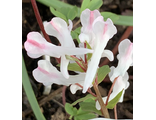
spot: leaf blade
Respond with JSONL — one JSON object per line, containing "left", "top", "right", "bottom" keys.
{"left": 106, "top": 89, "right": 124, "bottom": 109}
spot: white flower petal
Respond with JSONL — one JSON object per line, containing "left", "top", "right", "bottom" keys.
{"left": 60, "top": 55, "right": 70, "bottom": 79}
{"left": 33, "top": 60, "right": 86, "bottom": 86}
{"left": 68, "top": 19, "right": 73, "bottom": 31}
{"left": 101, "top": 49, "right": 114, "bottom": 61}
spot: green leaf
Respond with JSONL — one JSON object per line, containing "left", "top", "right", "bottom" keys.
{"left": 65, "top": 103, "right": 77, "bottom": 115}
{"left": 88, "top": 0, "right": 103, "bottom": 11}
{"left": 85, "top": 41, "right": 92, "bottom": 61}
{"left": 114, "top": 15, "right": 133, "bottom": 26}
{"left": 101, "top": 12, "right": 119, "bottom": 23}
{"left": 72, "top": 27, "right": 81, "bottom": 43}
{"left": 57, "top": 62, "right": 84, "bottom": 72}
{"left": 106, "top": 89, "right": 124, "bottom": 109}
{"left": 68, "top": 63, "right": 85, "bottom": 72}
{"left": 71, "top": 94, "right": 96, "bottom": 106}
{"left": 57, "top": 7, "right": 70, "bottom": 19}
{"left": 37, "top": 0, "right": 74, "bottom": 9}
{"left": 71, "top": 31, "right": 81, "bottom": 44}
{"left": 74, "top": 27, "right": 81, "bottom": 34}
{"left": 80, "top": 0, "right": 90, "bottom": 13}
{"left": 79, "top": 99, "right": 102, "bottom": 115}
{"left": 22, "top": 56, "right": 46, "bottom": 120}
{"left": 97, "top": 65, "right": 110, "bottom": 84}
{"left": 50, "top": 7, "right": 67, "bottom": 22}
{"left": 74, "top": 108, "right": 96, "bottom": 120}
{"left": 67, "top": 6, "right": 78, "bottom": 20}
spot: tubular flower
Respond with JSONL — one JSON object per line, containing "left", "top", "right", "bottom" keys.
{"left": 96, "top": 39, "right": 133, "bottom": 110}
{"left": 43, "top": 17, "right": 90, "bottom": 79}
{"left": 33, "top": 60, "right": 86, "bottom": 88}
{"left": 96, "top": 66, "right": 130, "bottom": 110}
{"left": 24, "top": 17, "right": 93, "bottom": 79}
{"left": 109, "top": 39, "right": 133, "bottom": 81}
{"left": 81, "top": 9, "right": 117, "bottom": 93}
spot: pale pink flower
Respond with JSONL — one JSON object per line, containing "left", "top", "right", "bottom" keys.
{"left": 109, "top": 39, "right": 133, "bottom": 81}
{"left": 96, "top": 39, "right": 132, "bottom": 110}
{"left": 96, "top": 67, "right": 130, "bottom": 110}
{"left": 24, "top": 17, "right": 93, "bottom": 79}
{"left": 81, "top": 9, "right": 117, "bottom": 93}
{"left": 33, "top": 60, "right": 86, "bottom": 88}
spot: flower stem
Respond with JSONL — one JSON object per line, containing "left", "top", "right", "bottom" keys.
{"left": 75, "top": 83, "right": 96, "bottom": 97}
{"left": 106, "top": 77, "right": 118, "bottom": 105}
{"left": 93, "top": 75, "right": 110, "bottom": 118}
{"left": 30, "top": 0, "right": 51, "bottom": 43}
{"left": 114, "top": 104, "right": 117, "bottom": 119}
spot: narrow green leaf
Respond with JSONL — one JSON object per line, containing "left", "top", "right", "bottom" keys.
{"left": 80, "top": 0, "right": 90, "bottom": 13}
{"left": 101, "top": 12, "right": 119, "bottom": 22}
{"left": 106, "top": 89, "right": 124, "bottom": 109}
{"left": 97, "top": 65, "right": 110, "bottom": 84}
{"left": 67, "top": 6, "right": 78, "bottom": 20}
{"left": 114, "top": 15, "right": 133, "bottom": 26}
{"left": 79, "top": 99, "right": 102, "bottom": 115}
{"left": 37, "top": 0, "right": 74, "bottom": 9}
{"left": 88, "top": 0, "right": 103, "bottom": 11}
{"left": 22, "top": 56, "right": 46, "bottom": 120}
{"left": 50, "top": 7, "right": 67, "bottom": 22}
{"left": 65, "top": 103, "right": 77, "bottom": 115}
{"left": 71, "top": 94, "right": 96, "bottom": 106}
{"left": 71, "top": 31, "right": 81, "bottom": 44}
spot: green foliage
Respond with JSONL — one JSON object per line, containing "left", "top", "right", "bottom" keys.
{"left": 71, "top": 27, "right": 81, "bottom": 44}
{"left": 97, "top": 65, "right": 110, "bottom": 84}
{"left": 50, "top": 7, "right": 67, "bottom": 22}
{"left": 22, "top": 56, "right": 46, "bottom": 120}
{"left": 101, "top": 12, "right": 119, "bottom": 22}
{"left": 68, "top": 63, "right": 85, "bottom": 72}
{"left": 50, "top": 6, "right": 78, "bottom": 22}
{"left": 65, "top": 95, "right": 100, "bottom": 120}
{"left": 85, "top": 41, "right": 92, "bottom": 61}
{"left": 80, "top": 0, "right": 103, "bottom": 13}
{"left": 106, "top": 89, "right": 124, "bottom": 109}
{"left": 79, "top": 99, "right": 102, "bottom": 115}
{"left": 71, "top": 94, "right": 96, "bottom": 106}
{"left": 101, "top": 12, "right": 133, "bottom": 26}
{"left": 37, "top": 0, "right": 133, "bottom": 26}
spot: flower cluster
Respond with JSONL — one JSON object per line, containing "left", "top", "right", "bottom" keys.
{"left": 24, "top": 8, "right": 133, "bottom": 111}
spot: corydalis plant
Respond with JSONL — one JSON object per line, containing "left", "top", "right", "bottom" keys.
{"left": 24, "top": 8, "right": 133, "bottom": 119}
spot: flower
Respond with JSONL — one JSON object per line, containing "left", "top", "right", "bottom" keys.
{"left": 96, "top": 67, "right": 130, "bottom": 110}
{"left": 24, "top": 17, "right": 93, "bottom": 79}
{"left": 80, "top": 9, "right": 117, "bottom": 93}
{"left": 43, "top": 17, "right": 95, "bottom": 79}
{"left": 109, "top": 39, "right": 133, "bottom": 81}
{"left": 33, "top": 60, "right": 86, "bottom": 87}
{"left": 96, "top": 39, "right": 132, "bottom": 110}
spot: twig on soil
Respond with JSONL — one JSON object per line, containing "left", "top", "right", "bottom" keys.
{"left": 23, "top": 87, "right": 63, "bottom": 116}
{"left": 62, "top": 86, "right": 67, "bottom": 105}
{"left": 51, "top": 98, "right": 64, "bottom": 108}
{"left": 99, "top": 26, "right": 133, "bottom": 67}
{"left": 73, "top": 19, "right": 80, "bottom": 30}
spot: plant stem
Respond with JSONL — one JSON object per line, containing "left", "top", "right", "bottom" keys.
{"left": 30, "top": 0, "right": 51, "bottom": 43}
{"left": 114, "top": 104, "right": 117, "bottom": 119}
{"left": 106, "top": 77, "right": 118, "bottom": 105}
{"left": 93, "top": 75, "right": 110, "bottom": 118}
{"left": 75, "top": 83, "right": 96, "bottom": 97}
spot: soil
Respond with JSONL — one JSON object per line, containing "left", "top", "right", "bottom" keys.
{"left": 22, "top": 0, "right": 133, "bottom": 120}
